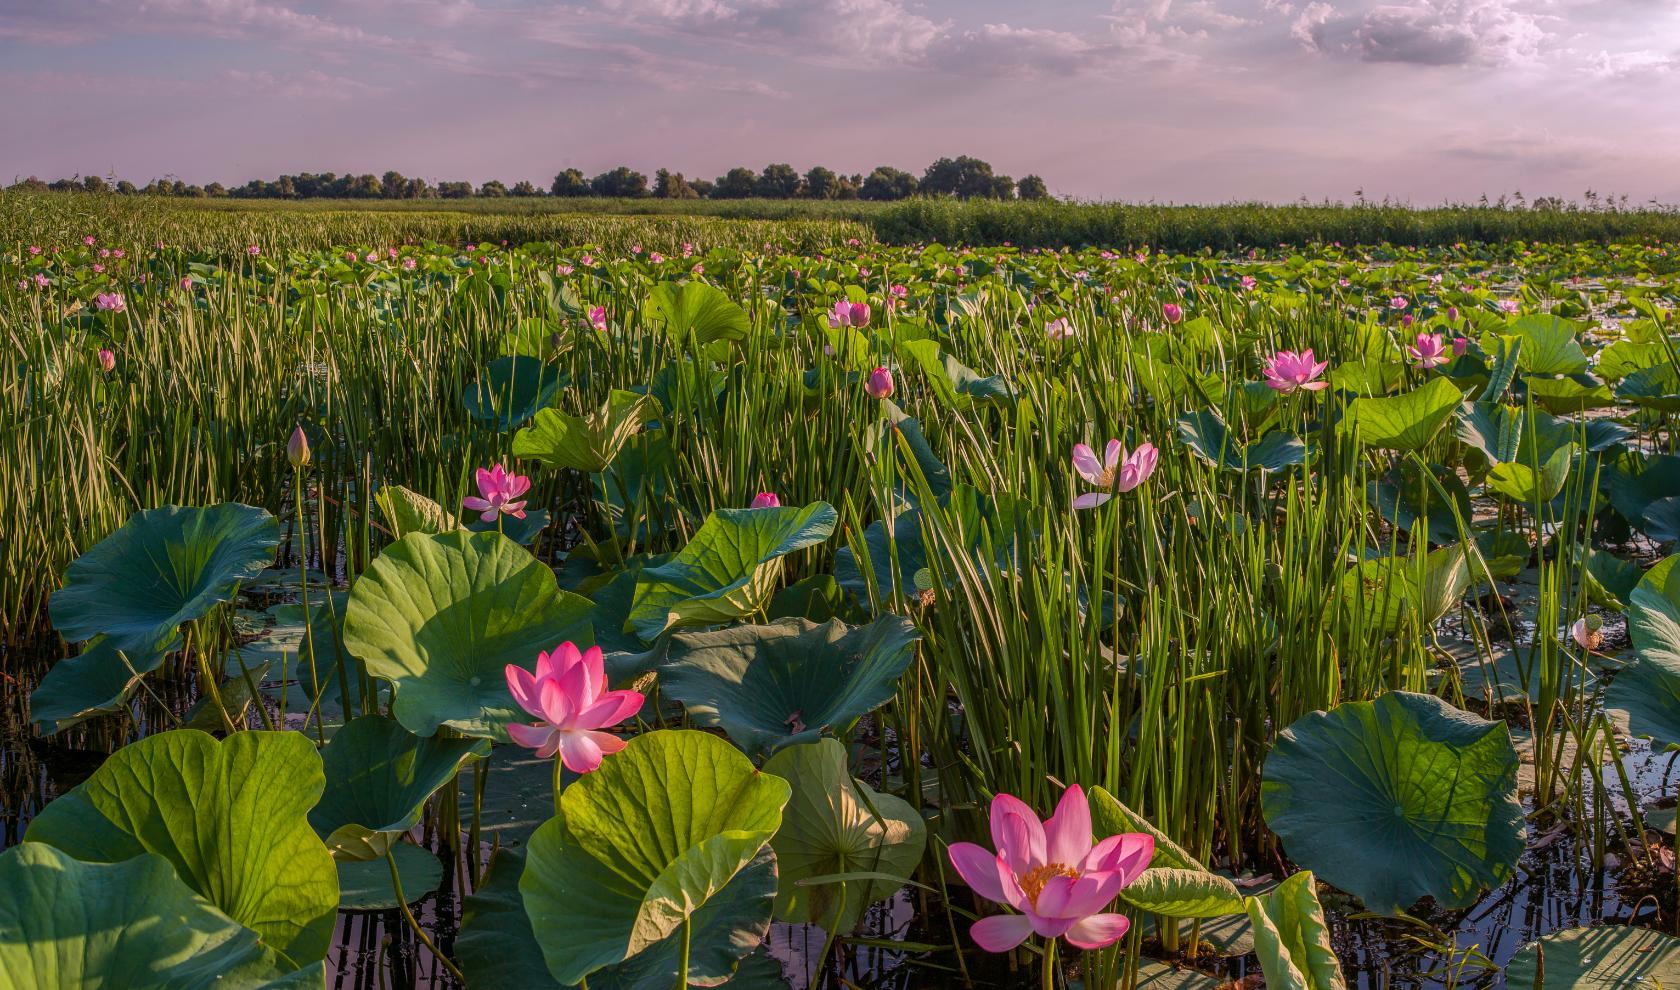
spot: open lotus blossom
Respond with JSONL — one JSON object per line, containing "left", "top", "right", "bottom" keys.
{"left": 1046, "top": 318, "right": 1075, "bottom": 340}
{"left": 866, "top": 366, "right": 895, "bottom": 399}
{"left": 750, "top": 491, "right": 781, "bottom": 508}
{"left": 246, "top": 245, "right": 260, "bottom": 256}
{"left": 828, "top": 299, "right": 871, "bottom": 329}
{"left": 1162, "top": 302, "right": 1183, "bottom": 324}
{"left": 1407, "top": 332, "right": 1450, "bottom": 368}
{"left": 94, "top": 292, "right": 125, "bottom": 313}
{"left": 1498, "top": 298, "right": 1520, "bottom": 314}
{"left": 463, "top": 464, "right": 530, "bottom": 522}
{"left": 555, "top": 264, "right": 573, "bottom": 276}
{"left": 402, "top": 257, "right": 417, "bottom": 271}
{"left": 948, "top": 786, "right": 1154, "bottom": 952}
{"left": 1239, "top": 275, "right": 1257, "bottom": 290}
{"left": 505, "top": 643, "right": 645, "bottom": 773}
{"left": 1262, "top": 349, "right": 1330, "bottom": 393}
{"left": 1389, "top": 295, "right": 1408, "bottom": 310}
{"left": 1571, "top": 616, "right": 1603, "bottom": 651}
{"left": 97, "top": 349, "right": 115, "bottom": 373}
{"left": 588, "top": 306, "right": 608, "bottom": 333}
{"left": 1072, "top": 440, "right": 1159, "bottom": 509}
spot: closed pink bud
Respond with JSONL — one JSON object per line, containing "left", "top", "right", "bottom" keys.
{"left": 750, "top": 492, "right": 781, "bottom": 509}
{"left": 866, "top": 366, "right": 895, "bottom": 399}
{"left": 287, "top": 426, "right": 311, "bottom": 468}
{"left": 97, "top": 349, "right": 115, "bottom": 373}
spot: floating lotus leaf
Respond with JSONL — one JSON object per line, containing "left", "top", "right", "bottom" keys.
{"left": 628, "top": 503, "right": 837, "bottom": 641}
{"left": 463, "top": 354, "right": 564, "bottom": 429}
{"left": 1616, "top": 363, "right": 1680, "bottom": 412}
{"left": 1604, "top": 556, "right": 1680, "bottom": 750}
{"left": 29, "top": 631, "right": 178, "bottom": 733}
{"left": 309, "top": 713, "right": 490, "bottom": 859}
{"left": 1345, "top": 377, "right": 1462, "bottom": 451}
{"left": 25, "top": 729, "right": 339, "bottom": 964}
{"left": 520, "top": 730, "right": 789, "bottom": 986}
{"left": 343, "top": 530, "right": 594, "bottom": 739}
{"left": 645, "top": 280, "right": 753, "bottom": 345}
{"left": 1505, "top": 925, "right": 1680, "bottom": 988}
{"left": 49, "top": 502, "right": 280, "bottom": 653}
{"left": 512, "top": 390, "right": 657, "bottom": 473}
{"left": 460, "top": 846, "right": 778, "bottom": 989}
{"left": 0, "top": 844, "right": 323, "bottom": 990}
{"left": 336, "top": 842, "right": 443, "bottom": 912}
{"left": 833, "top": 509, "right": 929, "bottom": 607}
{"left": 1245, "top": 871, "right": 1345, "bottom": 990}
{"left": 760, "top": 739, "right": 925, "bottom": 932}
{"left": 1486, "top": 443, "right": 1575, "bottom": 504}
{"left": 1367, "top": 461, "right": 1471, "bottom": 546}
{"left": 663, "top": 616, "right": 918, "bottom": 756}
{"left": 1261, "top": 692, "right": 1523, "bottom": 914}
{"left": 1088, "top": 787, "right": 1244, "bottom": 919}
{"left": 1511, "top": 314, "right": 1590, "bottom": 376}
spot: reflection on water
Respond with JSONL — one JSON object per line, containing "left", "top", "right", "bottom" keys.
{"left": 1, "top": 625, "right": 1667, "bottom": 990}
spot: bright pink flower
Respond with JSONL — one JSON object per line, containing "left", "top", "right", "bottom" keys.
{"left": 588, "top": 306, "right": 608, "bottom": 333}
{"left": 97, "top": 348, "right": 115, "bottom": 373}
{"left": 505, "top": 643, "right": 645, "bottom": 774}
{"left": 463, "top": 464, "right": 531, "bottom": 522}
{"left": 1239, "top": 275, "right": 1257, "bottom": 290}
{"left": 388, "top": 247, "right": 399, "bottom": 259}
{"left": 828, "top": 299, "right": 871, "bottom": 329}
{"left": 948, "top": 786, "right": 1153, "bottom": 952}
{"left": 1407, "top": 332, "right": 1450, "bottom": 369}
{"left": 83, "top": 236, "right": 96, "bottom": 247}
{"left": 682, "top": 242, "right": 695, "bottom": 257}
{"left": 27, "top": 245, "right": 40, "bottom": 256}
{"left": 1452, "top": 337, "right": 1469, "bottom": 357}
{"left": 890, "top": 284, "right": 908, "bottom": 299}
{"left": 91, "top": 264, "right": 104, "bottom": 274}
{"left": 1389, "top": 295, "right": 1408, "bottom": 310}
{"left": 94, "top": 292, "right": 125, "bottom": 313}
{"left": 346, "top": 251, "right": 359, "bottom": 262}
{"left": 865, "top": 366, "right": 895, "bottom": 399}
{"left": 1262, "top": 349, "right": 1330, "bottom": 393}
{"left": 246, "top": 245, "right": 260, "bottom": 256}
{"left": 750, "top": 492, "right": 781, "bottom": 509}
{"left": 691, "top": 263, "right": 704, "bottom": 275}
{"left": 179, "top": 277, "right": 193, "bottom": 290}
{"left": 631, "top": 244, "right": 642, "bottom": 254}
{"left": 1162, "top": 302, "right": 1183, "bottom": 324}
{"left": 580, "top": 253, "right": 594, "bottom": 266}
{"left": 32, "top": 273, "right": 48, "bottom": 288}
{"left": 648, "top": 252, "right": 664, "bottom": 264}
{"left": 1072, "top": 440, "right": 1158, "bottom": 509}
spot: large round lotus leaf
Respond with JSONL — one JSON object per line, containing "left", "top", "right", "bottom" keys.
{"left": 49, "top": 502, "right": 280, "bottom": 653}
{"left": 1345, "top": 377, "right": 1463, "bottom": 452}
{"left": 662, "top": 616, "right": 918, "bottom": 757}
{"left": 1604, "top": 555, "right": 1680, "bottom": 750}
{"left": 759, "top": 739, "right": 924, "bottom": 933}
{"left": 1507, "top": 926, "right": 1680, "bottom": 988}
{"left": 627, "top": 503, "right": 838, "bottom": 641}
{"left": 342, "top": 530, "right": 595, "bottom": 739}
{"left": 645, "top": 281, "right": 752, "bottom": 346}
{"left": 309, "top": 713, "right": 490, "bottom": 859}
{"left": 1335, "top": 546, "right": 1469, "bottom": 637}
{"left": 461, "top": 846, "right": 777, "bottom": 989}
{"left": 833, "top": 511, "right": 928, "bottom": 607}
{"left": 336, "top": 842, "right": 443, "bottom": 912}
{"left": 1260, "top": 691, "right": 1523, "bottom": 915}
{"left": 463, "top": 355, "right": 564, "bottom": 429}
{"left": 25, "top": 728, "right": 339, "bottom": 965}
{"left": 520, "top": 730, "right": 790, "bottom": 986}
{"left": 29, "top": 630, "right": 179, "bottom": 734}
{"left": 0, "top": 844, "right": 322, "bottom": 990}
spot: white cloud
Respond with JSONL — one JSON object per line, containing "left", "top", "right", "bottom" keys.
{"left": 1292, "top": 0, "right": 1546, "bottom": 65}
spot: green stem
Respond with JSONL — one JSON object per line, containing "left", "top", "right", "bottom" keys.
{"left": 295, "top": 466, "right": 325, "bottom": 745}
{"left": 386, "top": 849, "right": 465, "bottom": 983}
{"left": 553, "top": 755, "right": 564, "bottom": 818}
{"left": 1042, "top": 937, "right": 1058, "bottom": 990}
{"left": 675, "top": 915, "right": 692, "bottom": 990}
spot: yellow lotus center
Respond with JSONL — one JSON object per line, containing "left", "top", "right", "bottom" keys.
{"left": 1018, "top": 863, "right": 1080, "bottom": 906}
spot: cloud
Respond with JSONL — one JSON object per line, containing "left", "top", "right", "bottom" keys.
{"left": 1291, "top": 0, "right": 1547, "bottom": 65}
{"left": 1587, "top": 48, "right": 1678, "bottom": 77}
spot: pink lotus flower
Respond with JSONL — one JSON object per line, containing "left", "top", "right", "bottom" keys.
{"left": 179, "top": 277, "right": 193, "bottom": 290}
{"left": 1239, "top": 275, "right": 1257, "bottom": 291}
{"left": 1571, "top": 617, "right": 1602, "bottom": 651}
{"left": 402, "top": 257, "right": 417, "bottom": 271}
{"left": 1262, "top": 349, "right": 1330, "bottom": 393}
{"left": 83, "top": 236, "right": 96, "bottom": 247}
{"left": 1498, "top": 299, "right": 1520, "bottom": 314}
{"left": 890, "top": 284, "right": 908, "bottom": 299}
{"left": 1072, "top": 440, "right": 1158, "bottom": 509}
{"left": 97, "top": 348, "right": 115, "bottom": 373}
{"left": 648, "top": 252, "right": 664, "bottom": 264}
{"left": 556, "top": 264, "right": 574, "bottom": 276}
{"left": 246, "top": 245, "right": 260, "bottom": 256}
{"left": 682, "top": 242, "right": 695, "bottom": 257}
{"left": 1389, "top": 295, "right": 1408, "bottom": 310}
{"left": 580, "top": 253, "right": 594, "bottom": 266}
{"left": 750, "top": 492, "right": 781, "bottom": 509}
{"left": 828, "top": 299, "right": 871, "bottom": 329}
{"left": 366, "top": 251, "right": 379, "bottom": 263}
{"left": 1447, "top": 306, "right": 1460, "bottom": 321}
{"left": 463, "top": 464, "right": 531, "bottom": 522}
{"left": 94, "top": 292, "right": 125, "bottom": 313}
{"left": 28, "top": 245, "right": 40, "bottom": 256}
{"left": 345, "top": 251, "right": 358, "bottom": 262}
{"left": 287, "top": 426, "right": 311, "bottom": 468}
{"left": 588, "top": 306, "right": 608, "bottom": 333}
{"left": 1407, "top": 332, "right": 1450, "bottom": 368}
{"left": 1452, "top": 337, "right": 1469, "bottom": 357}
{"left": 505, "top": 643, "right": 645, "bottom": 773}
{"left": 1162, "top": 302, "right": 1183, "bottom": 324}
{"left": 948, "top": 786, "right": 1153, "bottom": 952}
{"left": 1046, "top": 318, "right": 1075, "bottom": 340}
{"left": 32, "top": 273, "right": 48, "bottom": 288}
{"left": 91, "top": 264, "right": 104, "bottom": 274}
{"left": 866, "top": 366, "right": 895, "bottom": 399}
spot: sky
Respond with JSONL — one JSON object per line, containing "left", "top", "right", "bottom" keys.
{"left": 1, "top": 0, "right": 1678, "bottom": 204}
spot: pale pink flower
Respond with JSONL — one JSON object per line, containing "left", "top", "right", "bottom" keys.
{"left": 246, "top": 245, "right": 260, "bottom": 256}
{"left": 1452, "top": 337, "right": 1469, "bottom": 357}
{"left": 750, "top": 492, "right": 781, "bottom": 509}
{"left": 83, "top": 236, "right": 96, "bottom": 247}
{"left": 828, "top": 299, "right": 871, "bottom": 329}
{"left": 94, "top": 292, "right": 125, "bottom": 313}
{"left": 1262, "top": 349, "right": 1330, "bottom": 393}
{"left": 948, "top": 786, "right": 1153, "bottom": 952}
{"left": 1046, "top": 318, "right": 1075, "bottom": 341}
{"left": 648, "top": 252, "right": 664, "bottom": 264}
{"left": 91, "top": 264, "right": 104, "bottom": 274}
{"left": 505, "top": 643, "right": 644, "bottom": 773}
{"left": 388, "top": 247, "right": 399, "bottom": 259}
{"left": 1389, "top": 295, "right": 1408, "bottom": 310}
{"left": 691, "top": 263, "right": 704, "bottom": 274}
{"left": 1407, "top": 332, "right": 1450, "bottom": 368}
{"left": 32, "top": 273, "right": 48, "bottom": 288}
{"left": 179, "top": 277, "right": 193, "bottom": 290}
{"left": 866, "top": 366, "right": 895, "bottom": 399}
{"left": 1162, "top": 303, "right": 1183, "bottom": 324}
{"left": 556, "top": 264, "right": 574, "bottom": 276}
{"left": 28, "top": 245, "right": 40, "bottom": 256}
{"left": 366, "top": 251, "right": 379, "bottom": 263}
{"left": 402, "top": 257, "right": 417, "bottom": 271}
{"left": 580, "top": 253, "right": 594, "bottom": 266}
{"left": 631, "top": 244, "right": 642, "bottom": 254}
{"left": 1571, "top": 617, "right": 1602, "bottom": 651}
{"left": 890, "top": 284, "right": 908, "bottom": 299}
{"left": 1072, "top": 441, "right": 1159, "bottom": 509}
{"left": 682, "top": 242, "right": 695, "bottom": 257}
{"left": 588, "top": 306, "right": 608, "bottom": 333}
{"left": 97, "top": 348, "right": 115, "bottom": 373}
{"left": 463, "top": 464, "right": 531, "bottom": 522}
{"left": 287, "top": 426, "right": 311, "bottom": 468}
{"left": 99, "top": 248, "right": 110, "bottom": 258}
{"left": 1498, "top": 299, "right": 1520, "bottom": 314}
{"left": 1240, "top": 275, "right": 1257, "bottom": 291}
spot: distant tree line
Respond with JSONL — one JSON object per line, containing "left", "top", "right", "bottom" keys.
{"left": 6, "top": 157, "right": 1050, "bottom": 202}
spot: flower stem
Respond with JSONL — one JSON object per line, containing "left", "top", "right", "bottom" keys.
{"left": 386, "top": 849, "right": 465, "bottom": 983}
{"left": 675, "top": 915, "right": 692, "bottom": 990}
{"left": 553, "top": 755, "right": 564, "bottom": 818}
{"left": 1042, "top": 937, "right": 1058, "bottom": 990}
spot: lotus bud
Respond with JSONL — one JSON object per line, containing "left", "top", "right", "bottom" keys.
{"left": 750, "top": 492, "right": 781, "bottom": 509}
{"left": 1162, "top": 302, "right": 1183, "bottom": 324}
{"left": 1452, "top": 337, "right": 1469, "bottom": 357}
{"left": 97, "top": 348, "right": 115, "bottom": 373}
{"left": 866, "top": 366, "right": 895, "bottom": 400}
{"left": 287, "top": 426, "right": 311, "bottom": 469}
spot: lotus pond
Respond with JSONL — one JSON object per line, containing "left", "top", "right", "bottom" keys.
{"left": 4, "top": 228, "right": 1680, "bottom": 989}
